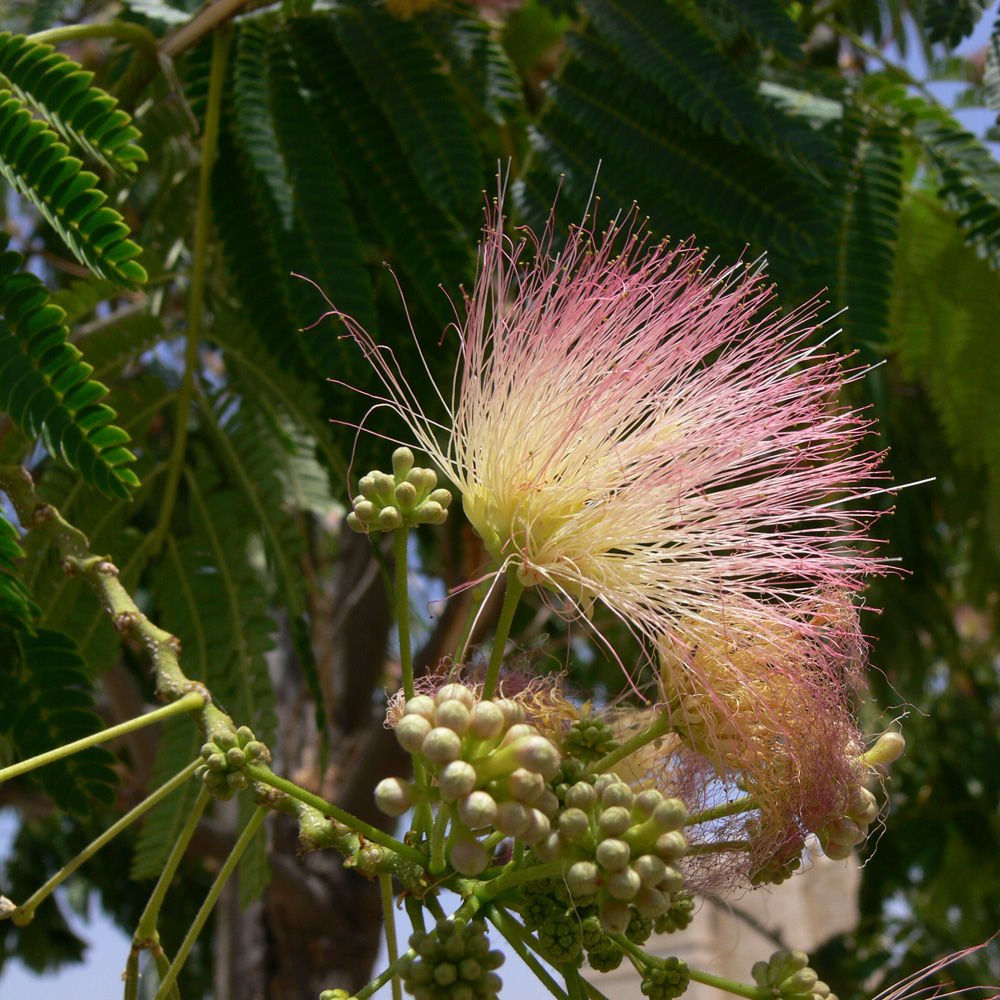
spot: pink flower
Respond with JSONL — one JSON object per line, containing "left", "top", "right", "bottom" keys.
{"left": 336, "top": 199, "right": 888, "bottom": 662}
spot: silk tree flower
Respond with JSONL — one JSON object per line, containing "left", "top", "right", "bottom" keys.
{"left": 334, "top": 201, "right": 887, "bottom": 664}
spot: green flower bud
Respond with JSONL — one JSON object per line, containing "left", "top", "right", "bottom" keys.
{"left": 495, "top": 699, "right": 524, "bottom": 728}
{"left": 378, "top": 507, "right": 403, "bottom": 531}
{"left": 846, "top": 786, "right": 879, "bottom": 824}
{"left": 596, "top": 838, "right": 631, "bottom": 871}
{"left": 521, "top": 808, "right": 551, "bottom": 846}
{"left": 633, "top": 853, "right": 666, "bottom": 887}
{"left": 782, "top": 968, "right": 819, "bottom": 994}
{"left": 599, "top": 899, "right": 631, "bottom": 935}
{"left": 416, "top": 502, "right": 446, "bottom": 525}
{"left": 437, "top": 683, "right": 476, "bottom": 709}
{"left": 395, "top": 480, "right": 418, "bottom": 509}
{"left": 602, "top": 783, "right": 634, "bottom": 809}
{"left": 495, "top": 801, "right": 529, "bottom": 837}
{"left": 392, "top": 447, "right": 415, "bottom": 479}
{"left": 654, "top": 892, "right": 695, "bottom": 934}
{"left": 434, "top": 962, "right": 458, "bottom": 986}
{"left": 559, "top": 808, "right": 592, "bottom": 841}
{"left": 626, "top": 909, "right": 654, "bottom": 945}
{"left": 500, "top": 723, "right": 538, "bottom": 746}
{"left": 635, "top": 886, "right": 669, "bottom": 918}
{"left": 536, "top": 789, "right": 561, "bottom": 819}
{"left": 820, "top": 840, "right": 854, "bottom": 861}
{"left": 634, "top": 789, "right": 664, "bottom": 817}
{"left": 506, "top": 768, "right": 545, "bottom": 804}
{"left": 243, "top": 741, "right": 266, "bottom": 761}
{"left": 598, "top": 806, "right": 632, "bottom": 838}
{"left": 226, "top": 772, "right": 247, "bottom": 791}
{"left": 565, "top": 782, "right": 598, "bottom": 811}
{"left": 439, "top": 761, "right": 477, "bottom": 801}
{"left": 658, "top": 863, "right": 685, "bottom": 895}
{"left": 226, "top": 747, "right": 246, "bottom": 767}
{"left": 535, "top": 832, "right": 568, "bottom": 863}
{"left": 652, "top": 798, "right": 687, "bottom": 831}
{"left": 592, "top": 773, "right": 618, "bottom": 795}
{"left": 469, "top": 701, "right": 505, "bottom": 740}
{"left": 606, "top": 866, "right": 642, "bottom": 900}
{"left": 435, "top": 699, "right": 472, "bottom": 736}
{"left": 826, "top": 816, "right": 865, "bottom": 847}
{"left": 654, "top": 831, "right": 688, "bottom": 860}
{"left": 863, "top": 731, "right": 905, "bottom": 766}
{"left": 566, "top": 860, "right": 601, "bottom": 897}
{"left": 458, "top": 790, "right": 498, "bottom": 829}
{"left": 235, "top": 726, "right": 255, "bottom": 746}
{"left": 404, "top": 695, "right": 437, "bottom": 720}
{"left": 422, "top": 727, "right": 463, "bottom": 765}
{"left": 428, "top": 488, "right": 453, "bottom": 508}
{"left": 374, "top": 777, "right": 414, "bottom": 816}
{"left": 450, "top": 837, "right": 489, "bottom": 876}
{"left": 396, "top": 714, "right": 433, "bottom": 753}
{"left": 206, "top": 752, "right": 227, "bottom": 772}
{"left": 214, "top": 730, "right": 239, "bottom": 750}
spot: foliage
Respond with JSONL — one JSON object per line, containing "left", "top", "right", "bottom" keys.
{"left": 0, "top": 0, "right": 998, "bottom": 998}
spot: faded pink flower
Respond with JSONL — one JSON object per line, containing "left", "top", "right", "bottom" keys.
{"left": 336, "top": 200, "right": 887, "bottom": 661}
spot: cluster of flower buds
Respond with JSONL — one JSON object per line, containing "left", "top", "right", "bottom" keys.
{"left": 193, "top": 726, "right": 269, "bottom": 800}
{"left": 560, "top": 717, "right": 619, "bottom": 763}
{"left": 347, "top": 447, "right": 452, "bottom": 532}
{"left": 816, "top": 731, "right": 903, "bottom": 861}
{"left": 398, "top": 919, "right": 505, "bottom": 1000}
{"left": 374, "top": 684, "right": 562, "bottom": 875}
{"left": 534, "top": 772, "right": 689, "bottom": 934}
{"left": 752, "top": 950, "right": 837, "bottom": 1000}
{"left": 653, "top": 892, "right": 695, "bottom": 934}
{"left": 641, "top": 956, "right": 691, "bottom": 999}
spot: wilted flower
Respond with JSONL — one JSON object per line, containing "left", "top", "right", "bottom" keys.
{"left": 335, "top": 198, "right": 887, "bottom": 660}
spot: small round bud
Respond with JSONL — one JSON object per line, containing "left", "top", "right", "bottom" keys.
{"left": 566, "top": 861, "right": 600, "bottom": 897}
{"left": 633, "top": 854, "right": 666, "bottom": 887}
{"left": 404, "top": 695, "right": 437, "bottom": 721}
{"left": 450, "top": 838, "right": 489, "bottom": 876}
{"left": 606, "top": 866, "right": 641, "bottom": 900}
{"left": 783, "top": 969, "right": 819, "bottom": 993}
{"left": 520, "top": 808, "right": 550, "bottom": 846}
{"left": 652, "top": 798, "right": 687, "bottom": 831}
{"left": 821, "top": 840, "right": 854, "bottom": 861}
{"left": 535, "top": 832, "right": 567, "bottom": 862}
{"left": 206, "top": 752, "right": 227, "bottom": 771}
{"left": 436, "top": 683, "right": 476, "bottom": 709}
{"left": 634, "top": 789, "right": 664, "bottom": 816}
{"left": 395, "top": 481, "right": 417, "bottom": 509}
{"left": 495, "top": 699, "right": 524, "bottom": 728}
{"left": 634, "top": 886, "right": 668, "bottom": 917}
{"left": 506, "top": 768, "right": 544, "bottom": 804}
{"left": 396, "top": 714, "right": 433, "bottom": 753}
{"left": 565, "top": 782, "right": 598, "bottom": 811}
{"left": 658, "top": 863, "right": 684, "bottom": 895}
{"left": 370, "top": 471, "right": 396, "bottom": 499}
{"left": 596, "top": 838, "right": 631, "bottom": 871}
{"left": 602, "top": 783, "right": 634, "bottom": 809}
{"left": 392, "top": 447, "right": 415, "bottom": 479}
{"left": 495, "top": 801, "right": 529, "bottom": 836}
{"left": 654, "top": 831, "right": 688, "bottom": 860}
{"left": 243, "top": 741, "right": 266, "bottom": 761}
{"left": 439, "top": 761, "right": 477, "bottom": 801}
{"left": 599, "top": 900, "right": 631, "bottom": 935}
{"left": 500, "top": 723, "right": 538, "bottom": 746}
{"left": 378, "top": 507, "right": 403, "bottom": 530}
{"left": 375, "top": 778, "right": 414, "bottom": 816}
{"left": 559, "top": 808, "right": 591, "bottom": 841}
{"left": 509, "top": 736, "right": 560, "bottom": 779}
{"left": 865, "top": 731, "right": 905, "bottom": 766}
{"left": 435, "top": 962, "right": 458, "bottom": 986}
{"left": 847, "top": 786, "right": 879, "bottom": 824}
{"left": 598, "top": 806, "right": 632, "bottom": 837}
{"left": 200, "top": 743, "right": 216, "bottom": 760}
{"left": 469, "top": 701, "right": 505, "bottom": 740}
{"left": 227, "top": 772, "right": 247, "bottom": 791}
{"left": 458, "top": 791, "right": 498, "bottom": 829}
{"left": 226, "top": 747, "right": 246, "bottom": 767}
{"left": 422, "top": 727, "right": 463, "bottom": 765}
{"left": 214, "top": 730, "right": 238, "bottom": 750}
{"left": 428, "top": 488, "right": 453, "bottom": 508}
{"left": 827, "top": 817, "right": 866, "bottom": 847}
{"left": 236, "top": 726, "right": 254, "bottom": 746}
{"left": 435, "top": 699, "right": 472, "bottom": 736}
{"left": 536, "top": 789, "right": 560, "bottom": 819}
{"left": 593, "top": 773, "right": 617, "bottom": 794}
{"left": 416, "top": 502, "right": 447, "bottom": 524}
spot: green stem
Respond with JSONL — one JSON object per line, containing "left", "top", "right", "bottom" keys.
{"left": 29, "top": 21, "right": 158, "bottom": 55}
{"left": 429, "top": 801, "right": 452, "bottom": 875}
{"left": 12, "top": 761, "right": 199, "bottom": 926}
{"left": 488, "top": 906, "right": 568, "bottom": 1000}
{"left": 135, "top": 786, "right": 212, "bottom": 941}
{"left": 482, "top": 567, "right": 524, "bottom": 701}
{"left": 152, "top": 944, "right": 181, "bottom": 1000}
{"left": 686, "top": 839, "right": 751, "bottom": 856}
{"left": 477, "top": 859, "right": 567, "bottom": 900}
{"left": 153, "top": 806, "right": 268, "bottom": 1000}
{"left": 405, "top": 895, "right": 426, "bottom": 935}
{"left": 686, "top": 796, "right": 759, "bottom": 826}
{"left": 380, "top": 875, "right": 403, "bottom": 1000}
{"left": 152, "top": 24, "right": 231, "bottom": 554}
{"left": 245, "top": 764, "right": 428, "bottom": 867}
{"left": 688, "top": 968, "right": 769, "bottom": 1000}
{"left": 0, "top": 693, "right": 204, "bottom": 786}
{"left": 424, "top": 892, "right": 447, "bottom": 922}
{"left": 395, "top": 528, "right": 414, "bottom": 701}
{"left": 591, "top": 711, "right": 673, "bottom": 774}
{"left": 610, "top": 932, "right": 654, "bottom": 969}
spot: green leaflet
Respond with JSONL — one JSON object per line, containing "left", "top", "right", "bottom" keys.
{"left": 924, "top": 0, "right": 988, "bottom": 48}
{"left": 0, "top": 512, "right": 38, "bottom": 627}
{"left": 0, "top": 627, "right": 119, "bottom": 816}
{"left": 701, "top": 0, "right": 806, "bottom": 62}
{"left": 0, "top": 31, "right": 147, "bottom": 176}
{"left": 0, "top": 236, "right": 140, "bottom": 498}
{"left": 0, "top": 89, "right": 145, "bottom": 287}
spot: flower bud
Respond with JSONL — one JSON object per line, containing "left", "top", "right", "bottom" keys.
{"left": 206, "top": 752, "right": 227, "bottom": 771}
{"left": 439, "top": 761, "right": 477, "bottom": 800}
{"left": 396, "top": 714, "right": 433, "bottom": 753}
{"left": 395, "top": 481, "right": 418, "bottom": 509}
{"left": 566, "top": 860, "right": 601, "bottom": 897}
{"left": 593, "top": 773, "right": 617, "bottom": 795}
{"left": 596, "top": 838, "right": 631, "bottom": 871}
{"left": 598, "top": 806, "right": 632, "bottom": 837}
{"left": 535, "top": 832, "right": 567, "bottom": 862}
{"left": 435, "top": 699, "right": 472, "bottom": 736}
{"left": 375, "top": 777, "right": 414, "bottom": 816}
{"left": 353, "top": 500, "right": 377, "bottom": 524}
{"left": 783, "top": 969, "right": 818, "bottom": 993}
{"left": 495, "top": 699, "right": 524, "bottom": 728}
{"left": 508, "top": 736, "right": 560, "bottom": 779}
{"left": 565, "top": 782, "right": 597, "bottom": 811}
{"left": 506, "top": 768, "right": 545, "bottom": 804}
{"left": 500, "top": 723, "right": 538, "bottom": 746}
{"left": 468, "top": 701, "right": 505, "bottom": 740}
{"left": 392, "top": 447, "right": 415, "bottom": 479}
{"left": 428, "top": 488, "right": 453, "bottom": 508}
{"left": 658, "top": 863, "right": 684, "bottom": 895}
{"left": 404, "top": 695, "right": 437, "bottom": 721}
{"left": 436, "top": 683, "right": 476, "bottom": 709}
{"left": 864, "top": 731, "right": 905, "bottom": 766}
{"left": 225, "top": 747, "right": 246, "bottom": 767}
{"left": 633, "top": 854, "right": 666, "bottom": 887}
{"left": 599, "top": 900, "right": 631, "bottom": 935}
{"left": 827, "top": 816, "right": 865, "bottom": 846}
{"left": 602, "top": 783, "right": 634, "bottom": 809}
{"left": 559, "top": 808, "right": 591, "bottom": 841}
{"left": 416, "top": 502, "right": 447, "bottom": 525}
{"left": 634, "top": 886, "right": 668, "bottom": 917}
{"left": 536, "top": 789, "right": 560, "bottom": 819}
{"left": 821, "top": 839, "right": 854, "bottom": 861}
{"left": 422, "top": 727, "right": 463, "bottom": 765}
{"left": 633, "top": 789, "right": 663, "bottom": 817}
{"left": 495, "top": 801, "right": 529, "bottom": 836}
{"left": 654, "top": 831, "right": 688, "bottom": 860}
{"left": 449, "top": 837, "right": 489, "bottom": 876}
{"left": 457, "top": 790, "right": 497, "bottom": 829}
{"left": 652, "top": 798, "right": 687, "bottom": 831}
{"left": 243, "top": 741, "right": 266, "bottom": 761}
{"left": 847, "top": 786, "right": 879, "bottom": 824}
{"left": 606, "top": 866, "right": 641, "bottom": 900}
{"left": 520, "top": 808, "right": 551, "bottom": 846}
{"left": 378, "top": 507, "right": 403, "bottom": 530}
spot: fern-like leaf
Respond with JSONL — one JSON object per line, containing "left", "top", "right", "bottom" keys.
{"left": 0, "top": 90, "right": 146, "bottom": 287}
{"left": 0, "top": 236, "right": 140, "bottom": 498}
{"left": 702, "top": 0, "right": 806, "bottom": 61}
{"left": 0, "top": 512, "right": 38, "bottom": 626}
{"left": 983, "top": 14, "right": 1000, "bottom": 114}
{"left": 0, "top": 32, "right": 147, "bottom": 176}
{"left": 925, "top": 0, "right": 988, "bottom": 48}
{"left": 0, "top": 627, "right": 119, "bottom": 816}
{"left": 333, "top": 0, "right": 482, "bottom": 223}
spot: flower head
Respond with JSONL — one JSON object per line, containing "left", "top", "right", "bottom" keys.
{"left": 337, "top": 199, "right": 886, "bottom": 661}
